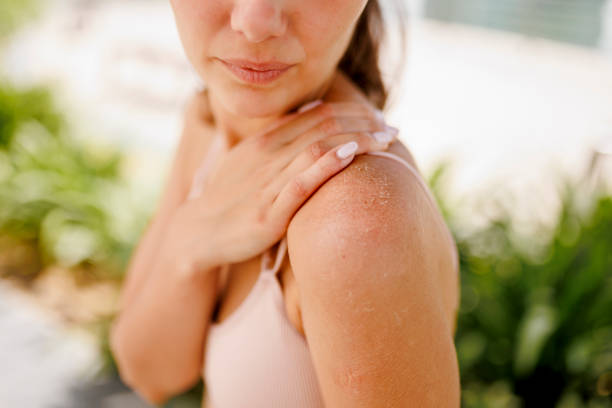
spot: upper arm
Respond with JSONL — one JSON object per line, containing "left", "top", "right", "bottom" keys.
{"left": 286, "top": 155, "right": 460, "bottom": 407}
{"left": 117, "top": 92, "right": 211, "bottom": 311}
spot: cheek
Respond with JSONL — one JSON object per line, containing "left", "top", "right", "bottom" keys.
{"left": 300, "top": 0, "right": 366, "bottom": 66}
{"left": 170, "top": 1, "right": 221, "bottom": 64}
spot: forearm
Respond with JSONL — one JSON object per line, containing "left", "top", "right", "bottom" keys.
{"left": 110, "top": 248, "right": 220, "bottom": 403}
{"left": 117, "top": 218, "right": 170, "bottom": 313}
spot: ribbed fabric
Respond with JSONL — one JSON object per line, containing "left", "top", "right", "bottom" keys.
{"left": 203, "top": 237, "right": 324, "bottom": 408}
{"left": 186, "top": 132, "right": 418, "bottom": 408}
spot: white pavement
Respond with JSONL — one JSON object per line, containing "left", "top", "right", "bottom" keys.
{"left": 0, "top": 281, "right": 101, "bottom": 407}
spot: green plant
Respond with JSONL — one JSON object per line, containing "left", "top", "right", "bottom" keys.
{"left": 429, "top": 163, "right": 612, "bottom": 407}
{"left": 0, "top": 82, "right": 150, "bottom": 282}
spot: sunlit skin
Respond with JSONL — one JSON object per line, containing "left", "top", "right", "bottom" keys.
{"left": 113, "top": 0, "right": 460, "bottom": 406}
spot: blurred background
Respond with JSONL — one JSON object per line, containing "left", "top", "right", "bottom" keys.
{"left": 1, "top": 0, "right": 611, "bottom": 407}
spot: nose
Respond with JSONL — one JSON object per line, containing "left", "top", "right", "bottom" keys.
{"left": 231, "top": 0, "right": 287, "bottom": 43}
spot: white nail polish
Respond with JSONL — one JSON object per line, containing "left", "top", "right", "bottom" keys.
{"left": 337, "top": 141, "right": 358, "bottom": 159}
{"left": 372, "top": 131, "right": 393, "bottom": 144}
{"left": 297, "top": 99, "right": 323, "bottom": 113}
{"left": 385, "top": 125, "right": 399, "bottom": 137}
{"left": 375, "top": 109, "right": 385, "bottom": 122}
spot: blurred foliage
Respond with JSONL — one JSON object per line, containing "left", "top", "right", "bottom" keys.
{"left": 0, "top": 0, "right": 38, "bottom": 42}
{"left": 428, "top": 165, "right": 612, "bottom": 407}
{"left": 0, "top": 81, "right": 150, "bottom": 282}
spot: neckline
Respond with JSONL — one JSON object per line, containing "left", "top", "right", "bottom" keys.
{"left": 207, "top": 237, "right": 307, "bottom": 344}
{"left": 260, "top": 236, "right": 288, "bottom": 277}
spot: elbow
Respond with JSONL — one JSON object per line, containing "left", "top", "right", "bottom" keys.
{"left": 109, "top": 320, "right": 199, "bottom": 405}
{"left": 109, "top": 320, "right": 171, "bottom": 405}
{"left": 109, "top": 322, "right": 153, "bottom": 402}
{"left": 131, "top": 385, "right": 170, "bottom": 407}
{"left": 116, "top": 365, "right": 171, "bottom": 406}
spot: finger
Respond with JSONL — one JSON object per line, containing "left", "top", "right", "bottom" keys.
{"left": 271, "top": 116, "right": 396, "bottom": 173}
{"left": 266, "top": 129, "right": 396, "bottom": 201}
{"left": 251, "top": 99, "right": 324, "bottom": 137}
{"left": 270, "top": 141, "right": 361, "bottom": 223}
{"left": 281, "top": 115, "right": 394, "bottom": 155}
{"left": 258, "top": 101, "right": 384, "bottom": 148}
{"left": 255, "top": 111, "right": 301, "bottom": 137}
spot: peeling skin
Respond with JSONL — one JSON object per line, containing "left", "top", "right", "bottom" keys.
{"left": 393, "top": 311, "right": 402, "bottom": 325}
{"left": 336, "top": 365, "right": 366, "bottom": 395}
{"left": 313, "top": 155, "right": 420, "bottom": 293}
{"left": 320, "top": 156, "right": 408, "bottom": 255}
{"left": 361, "top": 304, "right": 375, "bottom": 313}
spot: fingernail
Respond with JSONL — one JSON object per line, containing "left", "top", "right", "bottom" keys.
{"left": 337, "top": 141, "right": 358, "bottom": 159}
{"left": 372, "top": 131, "right": 393, "bottom": 144}
{"left": 385, "top": 125, "right": 399, "bottom": 137}
{"left": 297, "top": 99, "right": 323, "bottom": 114}
{"left": 375, "top": 109, "right": 385, "bottom": 122}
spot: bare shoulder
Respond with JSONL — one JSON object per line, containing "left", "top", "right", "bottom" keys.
{"left": 286, "top": 140, "right": 459, "bottom": 330}
{"left": 287, "top": 140, "right": 455, "bottom": 266}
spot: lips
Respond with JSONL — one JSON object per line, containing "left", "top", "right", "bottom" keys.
{"left": 218, "top": 58, "right": 295, "bottom": 85}
{"left": 221, "top": 58, "right": 294, "bottom": 71}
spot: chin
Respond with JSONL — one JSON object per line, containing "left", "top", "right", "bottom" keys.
{"left": 219, "top": 84, "right": 295, "bottom": 118}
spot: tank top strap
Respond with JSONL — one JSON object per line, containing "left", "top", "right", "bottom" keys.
{"left": 366, "top": 151, "right": 417, "bottom": 177}
{"left": 260, "top": 236, "right": 288, "bottom": 277}
{"left": 366, "top": 151, "right": 435, "bottom": 193}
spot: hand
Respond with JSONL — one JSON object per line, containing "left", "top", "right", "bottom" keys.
{"left": 168, "top": 98, "right": 399, "bottom": 271}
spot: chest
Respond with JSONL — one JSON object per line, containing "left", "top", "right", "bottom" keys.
{"left": 211, "top": 251, "right": 306, "bottom": 338}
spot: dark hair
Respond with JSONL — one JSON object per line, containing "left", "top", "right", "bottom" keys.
{"left": 338, "top": 0, "right": 407, "bottom": 111}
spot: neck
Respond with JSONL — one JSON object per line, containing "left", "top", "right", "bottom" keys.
{"left": 206, "top": 75, "right": 335, "bottom": 149}
{"left": 207, "top": 91, "right": 282, "bottom": 149}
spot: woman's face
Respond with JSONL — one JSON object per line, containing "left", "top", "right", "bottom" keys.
{"left": 169, "top": 0, "right": 368, "bottom": 118}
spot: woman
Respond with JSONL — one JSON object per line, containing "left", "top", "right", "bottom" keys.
{"left": 110, "top": 1, "right": 460, "bottom": 407}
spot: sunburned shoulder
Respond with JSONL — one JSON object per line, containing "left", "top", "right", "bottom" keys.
{"left": 287, "top": 141, "right": 453, "bottom": 264}
{"left": 286, "top": 141, "right": 459, "bottom": 329}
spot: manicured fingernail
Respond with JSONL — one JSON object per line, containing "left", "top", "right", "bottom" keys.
{"left": 385, "top": 125, "right": 399, "bottom": 137}
{"left": 297, "top": 99, "right": 323, "bottom": 113}
{"left": 375, "top": 109, "right": 385, "bottom": 122}
{"left": 372, "top": 131, "right": 393, "bottom": 144}
{"left": 337, "top": 141, "right": 358, "bottom": 159}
